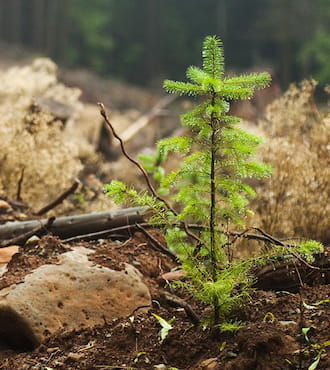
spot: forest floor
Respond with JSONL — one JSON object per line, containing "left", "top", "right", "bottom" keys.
{"left": 0, "top": 225, "right": 329, "bottom": 370}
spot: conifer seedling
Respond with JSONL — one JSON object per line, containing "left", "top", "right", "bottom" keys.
{"left": 105, "top": 36, "right": 323, "bottom": 326}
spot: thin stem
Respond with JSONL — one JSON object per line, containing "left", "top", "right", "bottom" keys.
{"left": 209, "top": 91, "right": 219, "bottom": 325}
{"left": 16, "top": 166, "right": 25, "bottom": 202}
{"left": 99, "top": 103, "right": 172, "bottom": 212}
{"left": 135, "top": 223, "right": 178, "bottom": 261}
{"left": 60, "top": 222, "right": 304, "bottom": 249}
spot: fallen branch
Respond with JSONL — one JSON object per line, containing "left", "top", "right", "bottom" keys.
{"left": 34, "top": 179, "right": 80, "bottom": 216}
{"left": 135, "top": 223, "right": 178, "bottom": 261}
{"left": 0, "top": 207, "right": 147, "bottom": 247}
{"left": 0, "top": 217, "right": 55, "bottom": 247}
{"left": 162, "top": 291, "right": 200, "bottom": 325}
{"left": 5, "top": 206, "right": 321, "bottom": 277}
{"left": 0, "top": 197, "right": 27, "bottom": 210}
{"left": 60, "top": 221, "right": 298, "bottom": 248}
{"left": 60, "top": 225, "right": 139, "bottom": 243}
{"left": 114, "top": 95, "right": 176, "bottom": 145}
{"left": 255, "top": 253, "right": 330, "bottom": 292}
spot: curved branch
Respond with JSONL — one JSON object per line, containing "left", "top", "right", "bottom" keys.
{"left": 98, "top": 103, "right": 203, "bottom": 246}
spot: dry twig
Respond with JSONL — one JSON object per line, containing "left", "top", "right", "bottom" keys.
{"left": 115, "top": 95, "right": 176, "bottom": 145}
{"left": 61, "top": 221, "right": 318, "bottom": 254}
{"left": 135, "top": 223, "right": 178, "bottom": 261}
{"left": 34, "top": 179, "right": 80, "bottom": 216}
{"left": 162, "top": 291, "right": 200, "bottom": 325}
{"left": 98, "top": 103, "right": 203, "bottom": 247}
{"left": 16, "top": 167, "right": 25, "bottom": 202}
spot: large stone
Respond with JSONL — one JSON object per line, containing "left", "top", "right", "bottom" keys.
{"left": 0, "top": 247, "right": 151, "bottom": 350}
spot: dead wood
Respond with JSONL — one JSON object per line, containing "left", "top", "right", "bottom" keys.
{"left": 16, "top": 167, "right": 25, "bottom": 202}
{"left": 0, "top": 207, "right": 147, "bottom": 247}
{"left": 162, "top": 291, "right": 200, "bottom": 325}
{"left": 255, "top": 251, "right": 330, "bottom": 292}
{"left": 114, "top": 95, "right": 176, "bottom": 146}
{"left": 61, "top": 221, "right": 316, "bottom": 252}
{"left": 0, "top": 217, "right": 55, "bottom": 247}
{"left": 135, "top": 223, "right": 178, "bottom": 261}
{"left": 99, "top": 103, "right": 203, "bottom": 247}
{"left": 34, "top": 179, "right": 80, "bottom": 216}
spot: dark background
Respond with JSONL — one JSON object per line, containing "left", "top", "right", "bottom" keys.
{"left": 0, "top": 0, "right": 329, "bottom": 88}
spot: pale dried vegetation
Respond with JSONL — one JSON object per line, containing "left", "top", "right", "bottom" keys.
{"left": 0, "top": 58, "right": 112, "bottom": 213}
{"left": 251, "top": 80, "right": 330, "bottom": 243}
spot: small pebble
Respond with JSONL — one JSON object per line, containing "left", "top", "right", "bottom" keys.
{"left": 25, "top": 235, "right": 40, "bottom": 247}
{"left": 67, "top": 352, "right": 84, "bottom": 361}
{"left": 279, "top": 320, "right": 297, "bottom": 327}
{"left": 46, "top": 347, "right": 60, "bottom": 353}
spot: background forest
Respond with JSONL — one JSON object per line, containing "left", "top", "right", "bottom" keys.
{"left": 0, "top": 0, "right": 329, "bottom": 88}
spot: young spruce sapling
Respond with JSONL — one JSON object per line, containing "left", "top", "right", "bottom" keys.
{"left": 105, "top": 36, "right": 323, "bottom": 326}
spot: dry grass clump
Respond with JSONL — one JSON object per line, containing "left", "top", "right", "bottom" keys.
{"left": 0, "top": 59, "right": 84, "bottom": 210}
{"left": 252, "top": 80, "right": 329, "bottom": 243}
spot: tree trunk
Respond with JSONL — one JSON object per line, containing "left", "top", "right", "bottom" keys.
{"left": 216, "top": 0, "right": 227, "bottom": 45}
{"left": 8, "top": 0, "right": 22, "bottom": 44}
{"left": 31, "top": 0, "right": 45, "bottom": 50}
{"left": 45, "top": 0, "right": 58, "bottom": 56}
{"left": 56, "top": 0, "right": 70, "bottom": 62}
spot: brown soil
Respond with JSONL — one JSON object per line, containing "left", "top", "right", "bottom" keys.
{"left": 0, "top": 230, "right": 329, "bottom": 370}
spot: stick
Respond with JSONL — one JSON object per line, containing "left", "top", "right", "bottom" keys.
{"left": 6, "top": 199, "right": 28, "bottom": 210}
{"left": 34, "top": 179, "right": 80, "bottom": 216}
{"left": 135, "top": 223, "right": 178, "bottom": 261}
{"left": 162, "top": 291, "right": 200, "bottom": 325}
{"left": 16, "top": 167, "right": 25, "bottom": 202}
{"left": 116, "top": 95, "right": 177, "bottom": 145}
{"left": 99, "top": 103, "right": 172, "bottom": 210}
{"left": 61, "top": 225, "right": 139, "bottom": 243}
{"left": 250, "top": 227, "right": 285, "bottom": 246}
{"left": 60, "top": 222, "right": 299, "bottom": 249}
{"left": 98, "top": 103, "right": 203, "bottom": 247}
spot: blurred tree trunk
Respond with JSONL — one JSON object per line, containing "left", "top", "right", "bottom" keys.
{"left": 31, "top": 0, "right": 45, "bottom": 50}
{"left": 145, "top": 0, "right": 162, "bottom": 84}
{"left": 0, "top": 0, "right": 21, "bottom": 43}
{"left": 298, "top": 0, "right": 316, "bottom": 76}
{"left": 216, "top": 0, "right": 227, "bottom": 45}
{"left": 45, "top": 0, "right": 58, "bottom": 56}
{"left": 146, "top": 0, "right": 156, "bottom": 81}
{"left": 0, "top": 3, "right": 5, "bottom": 40}
{"left": 9, "top": 0, "right": 22, "bottom": 44}
{"left": 56, "top": 0, "right": 70, "bottom": 62}
{"left": 277, "top": 0, "right": 294, "bottom": 86}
